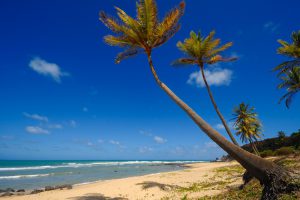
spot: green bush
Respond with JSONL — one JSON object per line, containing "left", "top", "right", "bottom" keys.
{"left": 260, "top": 150, "right": 275, "bottom": 157}
{"left": 275, "top": 146, "right": 295, "bottom": 156}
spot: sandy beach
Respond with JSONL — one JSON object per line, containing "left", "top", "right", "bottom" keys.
{"left": 0, "top": 161, "right": 243, "bottom": 200}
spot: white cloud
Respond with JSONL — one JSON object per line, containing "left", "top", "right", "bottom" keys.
{"left": 83, "top": 107, "right": 88, "bottom": 112}
{"left": 205, "top": 141, "right": 218, "bottom": 148}
{"left": 109, "top": 140, "right": 120, "bottom": 145}
{"left": 25, "top": 126, "right": 49, "bottom": 134}
{"left": 23, "top": 112, "right": 48, "bottom": 122}
{"left": 187, "top": 68, "right": 233, "bottom": 88}
{"left": 154, "top": 136, "right": 167, "bottom": 144}
{"left": 48, "top": 124, "right": 63, "bottom": 129}
{"left": 215, "top": 123, "right": 225, "bottom": 130}
{"left": 29, "top": 57, "right": 69, "bottom": 83}
{"left": 264, "top": 21, "right": 280, "bottom": 32}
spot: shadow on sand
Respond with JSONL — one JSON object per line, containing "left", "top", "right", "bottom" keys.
{"left": 68, "top": 193, "right": 128, "bottom": 200}
{"left": 136, "top": 181, "right": 181, "bottom": 191}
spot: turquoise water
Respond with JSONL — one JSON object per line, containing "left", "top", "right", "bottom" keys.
{"left": 0, "top": 160, "right": 204, "bottom": 190}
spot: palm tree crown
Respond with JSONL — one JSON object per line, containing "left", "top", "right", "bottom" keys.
{"left": 277, "top": 67, "right": 300, "bottom": 108}
{"left": 100, "top": 0, "right": 185, "bottom": 63}
{"left": 232, "top": 103, "right": 262, "bottom": 145}
{"left": 274, "top": 30, "right": 300, "bottom": 75}
{"left": 173, "top": 31, "right": 236, "bottom": 66}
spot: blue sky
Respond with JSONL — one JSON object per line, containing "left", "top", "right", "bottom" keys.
{"left": 0, "top": 0, "right": 299, "bottom": 160}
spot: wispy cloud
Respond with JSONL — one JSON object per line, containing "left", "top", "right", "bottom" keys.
{"left": 205, "top": 141, "right": 218, "bottom": 148}
{"left": 139, "top": 146, "right": 153, "bottom": 154}
{"left": 48, "top": 124, "right": 63, "bottom": 129}
{"left": 0, "top": 135, "right": 15, "bottom": 140}
{"left": 23, "top": 112, "right": 48, "bottom": 122}
{"left": 69, "top": 120, "right": 77, "bottom": 128}
{"left": 97, "top": 139, "right": 104, "bottom": 143}
{"left": 154, "top": 136, "right": 167, "bottom": 144}
{"left": 83, "top": 107, "right": 88, "bottom": 112}
{"left": 29, "top": 57, "right": 69, "bottom": 83}
{"left": 109, "top": 140, "right": 120, "bottom": 145}
{"left": 139, "top": 130, "right": 153, "bottom": 137}
{"left": 264, "top": 21, "right": 280, "bottom": 33}
{"left": 187, "top": 68, "right": 233, "bottom": 88}
{"left": 215, "top": 123, "right": 225, "bottom": 130}
{"left": 171, "top": 146, "right": 186, "bottom": 156}
{"left": 25, "top": 126, "right": 49, "bottom": 134}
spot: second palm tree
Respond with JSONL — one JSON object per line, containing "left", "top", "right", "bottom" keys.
{"left": 174, "top": 31, "right": 239, "bottom": 145}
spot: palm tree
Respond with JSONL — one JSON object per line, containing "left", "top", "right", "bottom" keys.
{"left": 173, "top": 31, "right": 238, "bottom": 145}
{"left": 278, "top": 131, "right": 286, "bottom": 139}
{"left": 274, "top": 30, "right": 300, "bottom": 75}
{"left": 274, "top": 31, "right": 300, "bottom": 108}
{"left": 277, "top": 67, "right": 300, "bottom": 108}
{"left": 233, "top": 103, "right": 262, "bottom": 155}
{"left": 99, "top": 1, "right": 298, "bottom": 198}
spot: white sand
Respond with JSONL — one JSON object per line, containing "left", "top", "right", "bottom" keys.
{"left": 1, "top": 161, "right": 243, "bottom": 200}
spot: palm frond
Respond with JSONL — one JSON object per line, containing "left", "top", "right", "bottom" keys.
{"left": 104, "top": 35, "right": 133, "bottom": 47}
{"left": 207, "top": 55, "right": 237, "bottom": 64}
{"left": 208, "top": 42, "right": 233, "bottom": 56}
{"left": 273, "top": 59, "right": 300, "bottom": 75}
{"left": 100, "top": 11, "right": 125, "bottom": 34}
{"left": 171, "top": 58, "right": 197, "bottom": 66}
{"left": 157, "top": 1, "right": 185, "bottom": 38}
{"left": 115, "top": 47, "right": 141, "bottom": 64}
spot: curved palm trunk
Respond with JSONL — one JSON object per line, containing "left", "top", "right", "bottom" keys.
{"left": 199, "top": 65, "right": 239, "bottom": 146}
{"left": 146, "top": 53, "right": 296, "bottom": 199}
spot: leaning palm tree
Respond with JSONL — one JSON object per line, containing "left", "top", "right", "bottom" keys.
{"left": 274, "top": 30, "right": 300, "bottom": 75}
{"left": 99, "top": 1, "right": 299, "bottom": 198}
{"left": 233, "top": 103, "right": 262, "bottom": 155}
{"left": 173, "top": 31, "right": 238, "bottom": 145}
{"left": 277, "top": 67, "right": 300, "bottom": 108}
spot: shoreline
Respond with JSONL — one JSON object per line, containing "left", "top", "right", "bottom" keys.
{"left": 0, "top": 161, "right": 241, "bottom": 200}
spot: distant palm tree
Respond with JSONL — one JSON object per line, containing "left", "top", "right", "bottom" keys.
{"left": 277, "top": 67, "right": 300, "bottom": 108}
{"left": 233, "top": 103, "right": 262, "bottom": 155}
{"left": 99, "top": 1, "right": 296, "bottom": 197}
{"left": 274, "top": 30, "right": 300, "bottom": 74}
{"left": 173, "top": 31, "right": 238, "bottom": 145}
{"left": 278, "top": 131, "right": 286, "bottom": 139}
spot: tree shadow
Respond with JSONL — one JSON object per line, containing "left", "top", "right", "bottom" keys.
{"left": 68, "top": 193, "right": 128, "bottom": 200}
{"left": 136, "top": 181, "right": 181, "bottom": 191}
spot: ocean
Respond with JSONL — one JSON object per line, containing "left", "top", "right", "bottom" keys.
{"left": 0, "top": 160, "right": 205, "bottom": 190}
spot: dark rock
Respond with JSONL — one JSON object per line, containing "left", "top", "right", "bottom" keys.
{"left": 55, "top": 184, "right": 72, "bottom": 190}
{"left": 17, "top": 189, "right": 25, "bottom": 192}
{"left": 31, "top": 189, "right": 43, "bottom": 194}
{"left": 5, "top": 188, "right": 15, "bottom": 192}
{"left": 45, "top": 186, "right": 55, "bottom": 191}
{"left": 66, "top": 185, "right": 72, "bottom": 190}
{"left": 1, "top": 192, "right": 13, "bottom": 197}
